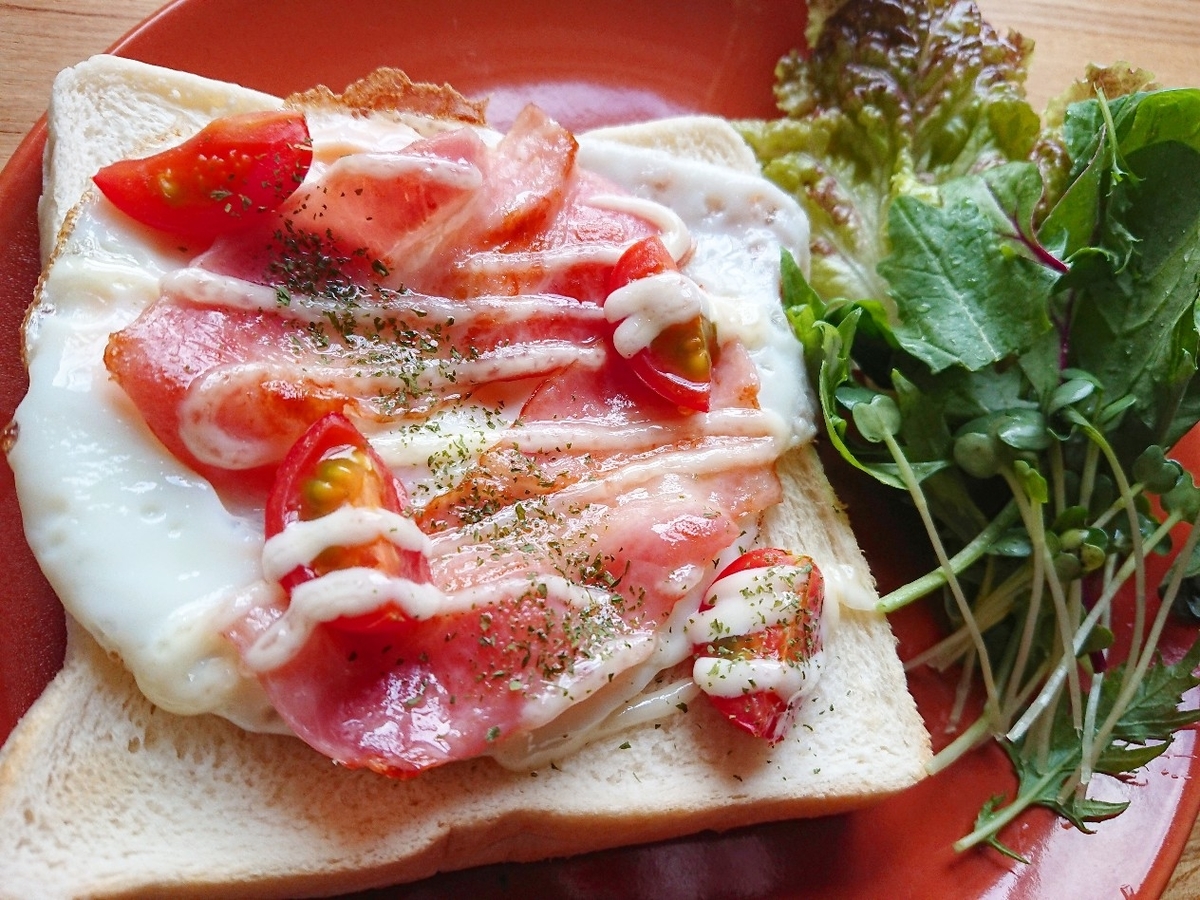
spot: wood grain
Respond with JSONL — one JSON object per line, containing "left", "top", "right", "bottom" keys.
{"left": 1, "top": 0, "right": 1199, "bottom": 896}
{"left": 0, "top": 0, "right": 163, "bottom": 167}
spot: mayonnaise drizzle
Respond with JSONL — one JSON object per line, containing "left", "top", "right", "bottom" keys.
{"left": 587, "top": 193, "right": 691, "bottom": 262}
{"left": 243, "top": 568, "right": 621, "bottom": 673}
{"left": 161, "top": 266, "right": 610, "bottom": 329}
{"left": 324, "top": 151, "right": 482, "bottom": 189}
{"left": 605, "top": 271, "right": 710, "bottom": 359}
{"left": 175, "top": 343, "right": 606, "bottom": 469}
{"left": 691, "top": 653, "right": 823, "bottom": 702}
{"left": 688, "top": 566, "right": 810, "bottom": 639}
{"left": 498, "top": 406, "right": 789, "bottom": 455}
{"left": 822, "top": 562, "right": 877, "bottom": 612}
{"left": 242, "top": 569, "right": 445, "bottom": 672}
{"left": 261, "top": 506, "right": 431, "bottom": 582}
{"left": 684, "top": 564, "right": 825, "bottom": 703}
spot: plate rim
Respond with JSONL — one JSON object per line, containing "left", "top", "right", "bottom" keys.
{"left": 0, "top": 1, "right": 1198, "bottom": 897}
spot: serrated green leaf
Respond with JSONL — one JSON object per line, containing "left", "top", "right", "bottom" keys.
{"left": 1093, "top": 739, "right": 1171, "bottom": 775}
{"left": 880, "top": 179, "right": 1057, "bottom": 373}
{"left": 1105, "top": 640, "right": 1200, "bottom": 743}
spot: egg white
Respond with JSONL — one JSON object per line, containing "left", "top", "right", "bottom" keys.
{"left": 11, "top": 119, "right": 815, "bottom": 734}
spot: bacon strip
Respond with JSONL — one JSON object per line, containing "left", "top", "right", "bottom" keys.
{"left": 105, "top": 284, "right": 611, "bottom": 474}
{"left": 106, "top": 103, "right": 790, "bottom": 776}
{"left": 229, "top": 449, "right": 778, "bottom": 775}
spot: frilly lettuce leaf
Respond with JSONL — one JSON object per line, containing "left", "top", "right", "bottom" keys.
{"left": 737, "top": 0, "right": 1041, "bottom": 311}
{"left": 1042, "top": 63, "right": 1160, "bottom": 131}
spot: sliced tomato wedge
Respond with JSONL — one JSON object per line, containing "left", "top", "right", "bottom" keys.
{"left": 606, "top": 235, "right": 715, "bottom": 412}
{"left": 266, "top": 412, "right": 429, "bottom": 633}
{"left": 693, "top": 548, "right": 824, "bottom": 743}
{"left": 93, "top": 109, "right": 312, "bottom": 242}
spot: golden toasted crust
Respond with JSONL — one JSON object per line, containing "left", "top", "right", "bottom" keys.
{"left": 286, "top": 67, "right": 487, "bottom": 124}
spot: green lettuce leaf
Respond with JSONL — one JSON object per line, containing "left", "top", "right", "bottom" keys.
{"left": 738, "top": 0, "right": 1041, "bottom": 308}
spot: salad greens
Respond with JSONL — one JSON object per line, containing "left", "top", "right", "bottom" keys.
{"left": 739, "top": 0, "right": 1200, "bottom": 857}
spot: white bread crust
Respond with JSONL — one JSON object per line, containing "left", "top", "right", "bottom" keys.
{"left": 39, "top": 56, "right": 280, "bottom": 263}
{"left": 0, "top": 56, "right": 931, "bottom": 898}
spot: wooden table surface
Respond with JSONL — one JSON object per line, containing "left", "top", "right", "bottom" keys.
{"left": 3, "top": 0, "right": 1200, "bottom": 895}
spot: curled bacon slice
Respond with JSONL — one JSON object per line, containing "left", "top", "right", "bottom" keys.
{"left": 229, "top": 383, "right": 780, "bottom": 776}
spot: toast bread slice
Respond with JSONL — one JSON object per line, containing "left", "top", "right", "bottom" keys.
{"left": 0, "top": 55, "right": 930, "bottom": 899}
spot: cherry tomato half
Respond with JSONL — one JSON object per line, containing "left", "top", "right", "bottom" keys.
{"left": 607, "top": 233, "right": 679, "bottom": 290}
{"left": 266, "top": 412, "right": 429, "bottom": 633}
{"left": 607, "top": 235, "right": 715, "bottom": 412}
{"left": 93, "top": 109, "right": 312, "bottom": 242}
{"left": 695, "top": 548, "right": 824, "bottom": 743}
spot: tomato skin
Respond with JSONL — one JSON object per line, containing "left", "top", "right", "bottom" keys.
{"left": 607, "top": 233, "right": 678, "bottom": 291}
{"left": 707, "top": 691, "right": 791, "bottom": 741}
{"left": 606, "top": 236, "right": 715, "bottom": 412}
{"left": 694, "top": 548, "right": 824, "bottom": 743}
{"left": 711, "top": 547, "right": 799, "bottom": 586}
{"left": 627, "top": 317, "right": 715, "bottom": 412}
{"left": 266, "top": 412, "right": 429, "bottom": 633}
{"left": 93, "top": 109, "right": 312, "bottom": 242}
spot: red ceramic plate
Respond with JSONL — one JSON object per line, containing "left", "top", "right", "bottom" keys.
{"left": 1, "top": 1, "right": 1198, "bottom": 897}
